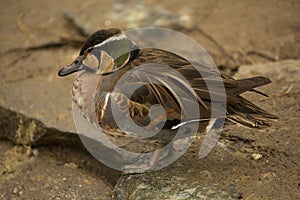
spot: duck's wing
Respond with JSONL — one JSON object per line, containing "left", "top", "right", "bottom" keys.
{"left": 107, "top": 63, "right": 204, "bottom": 130}
{"left": 98, "top": 48, "right": 277, "bottom": 131}
{"left": 127, "top": 49, "right": 278, "bottom": 129}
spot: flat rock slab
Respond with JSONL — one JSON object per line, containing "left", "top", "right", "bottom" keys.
{"left": 0, "top": 76, "right": 74, "bottom": 132}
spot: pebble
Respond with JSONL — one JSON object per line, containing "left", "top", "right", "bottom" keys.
{"left": 64, "top": 162, "right": 78, "bottom": 169}
{"left": 251, "top": 153, "right": 263, "bottom": 160}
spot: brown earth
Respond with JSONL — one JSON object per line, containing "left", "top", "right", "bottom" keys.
{"left": 0, "top": 0, "right": 299, "bottom": 199}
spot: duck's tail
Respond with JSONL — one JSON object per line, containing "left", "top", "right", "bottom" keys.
{"left": 226, "top": 76, "right": 278, "bottom": 128}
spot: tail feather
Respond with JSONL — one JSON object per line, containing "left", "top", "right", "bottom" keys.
{"left": 231, "top": 76, "right": 271, "bottom": 95}
{"left": 227, "top": 97, "right": 278, "bottom": 128}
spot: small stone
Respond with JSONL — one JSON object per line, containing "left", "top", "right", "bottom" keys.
{"left": 12, "top": 187, "right": 18, "bottom": 194}
{"left": 32, "top": 148, "right": 39, "bottom": 156}
{"left": 105, "top": 20, "right": 112, "bottom": 27}
{"left": 64, "top": 162, "right": 78, "bottom": 169}
{"left": 12, "top": 187, "right": 22, "bottom": 196}
{"left": 136, "top": 183, "right": 147, "bottom": 189}
{"left": 262, "top": 172, "right": 276, "bottom": 179}
{"left": 251, "top": 153, "right": 263, "bottom": 160}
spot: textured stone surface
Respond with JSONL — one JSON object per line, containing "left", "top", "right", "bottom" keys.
{"left": 0, "top": 50, "right": 76, "bottom": 133}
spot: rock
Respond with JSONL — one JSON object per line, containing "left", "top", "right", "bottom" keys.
{"left": 64, "top": 162, "right": 78, "bottom": 169}
{"left": 0, "top": 74, "right": 76, "bottom": 133}
{"left": 114, "top": 173, "right": 237, "bottom": 200}
{"left": 251, "top": 153, "right": 263, "bottom": 160}
{"left": 235, "top": 59, "right": 300, "bottom": 82}
{"left": 0, "top": 106, "right": 83, "bottom": 148}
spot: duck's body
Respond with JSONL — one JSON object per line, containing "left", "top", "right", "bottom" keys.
{"left": 58, "top": 28, "right": 277, "bottom": 171}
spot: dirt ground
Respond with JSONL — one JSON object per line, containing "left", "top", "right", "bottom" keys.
{"left": 0, "top": 0, "right": 299, "bottom": 199}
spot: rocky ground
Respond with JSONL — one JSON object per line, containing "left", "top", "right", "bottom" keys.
{"left": 0, "top": 0, "right": 299, "bottom": 199}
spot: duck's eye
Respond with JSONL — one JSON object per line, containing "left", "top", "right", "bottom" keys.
{"left": 82, "top": 53, "right": 99, "bottom": 70}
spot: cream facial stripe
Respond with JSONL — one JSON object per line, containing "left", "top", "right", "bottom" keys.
{"left": 94, "top": 33, "right": 128, "bottom": 48}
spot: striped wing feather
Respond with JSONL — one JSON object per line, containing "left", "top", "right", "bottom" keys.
{"left": 106, "top": 48, "right": 278, "bottom": 130}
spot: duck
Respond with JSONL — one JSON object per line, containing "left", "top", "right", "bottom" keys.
{"left": 58, "top": 28, "right": 278, "bottom": 172}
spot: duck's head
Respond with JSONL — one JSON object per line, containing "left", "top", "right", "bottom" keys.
{"left": 58, "top": 28, "right": 139, "bottom": 76}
